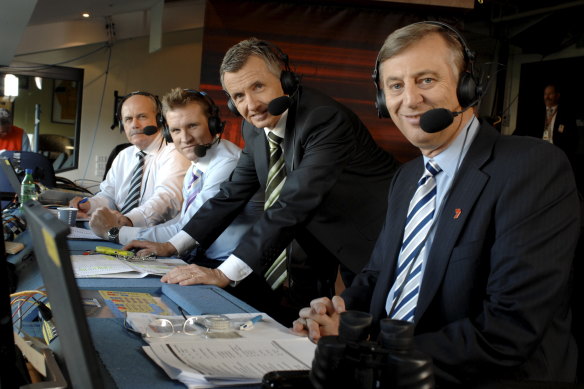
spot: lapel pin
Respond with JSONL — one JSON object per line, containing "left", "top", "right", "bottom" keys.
{"left": 454, "top": 208, "right": 462, "bottom": 219}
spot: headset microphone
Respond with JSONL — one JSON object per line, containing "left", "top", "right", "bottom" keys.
{"left": 268, "top": 96, "right": 292, "bottom": 116}
{"left": 142, "top": 125, "right": 158, "bottom": 136}
{"left": 194, "top": 137, "right": 220, "bottom": 158}
{"left": 419, "top": 105, "right": 474, "bottom": 133}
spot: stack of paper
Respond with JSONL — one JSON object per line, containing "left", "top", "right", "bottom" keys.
{"left": 71, "top": 254, "right": 186, "bottom": 278}
{"left": 127, "top": 312, "right": 316, "bottom": 388}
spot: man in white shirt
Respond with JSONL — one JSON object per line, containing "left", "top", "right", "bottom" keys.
{"left": 70, "top": 91, "right": 189, "bottom": 242}
{"left": 95, "top": 88, "right": 262, "bottom": 262}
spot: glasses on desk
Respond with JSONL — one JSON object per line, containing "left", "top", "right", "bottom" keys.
{"left": 145, "top": 317, "right": 203, "bottom": 338}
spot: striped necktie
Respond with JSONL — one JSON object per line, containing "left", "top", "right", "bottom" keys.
{"left": 184, "top": 168, "right": 203, "bottom": 212}
{"left": 264, "top": 131, "right": 288, "bottom": 290}
{"left": 387, "top": 160, "right": 442, "bottom": 322}
{"left": 120, "top": 151, "right": 146, "bottom": 214}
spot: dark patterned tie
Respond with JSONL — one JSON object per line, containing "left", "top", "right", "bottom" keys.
{"left": 264, "top": 132, "right": 288, "bottom": 290}
{"left": 120, "top": 151, "right": 146, "bottom": 214}
{"left": 387, "top": 160, "right": 441, "bottom": 322}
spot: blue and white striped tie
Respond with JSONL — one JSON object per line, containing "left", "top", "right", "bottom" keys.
{"left": 388, "top": 160, "right": 441, "bottom": 322}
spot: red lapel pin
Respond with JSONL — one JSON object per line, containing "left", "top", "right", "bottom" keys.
{"left": 454, "top": 208, "right": 462, "bottom": 219}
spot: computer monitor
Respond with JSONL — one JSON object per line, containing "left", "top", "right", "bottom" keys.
{"left": 23, "top": 200, "right": 113, "bottom": 388}
{"left": 0, "top": 157, "right": 21, "bottom": 209}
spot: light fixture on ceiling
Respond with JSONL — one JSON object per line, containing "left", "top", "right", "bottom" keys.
{"left": 4, "top": 74, "right": 19, "bottom": 97}
{"left": 34, "top": 77, "right": 42, "bottom": 90}
{"left": 82, "top": 12, "right": 90, "bottom": 18}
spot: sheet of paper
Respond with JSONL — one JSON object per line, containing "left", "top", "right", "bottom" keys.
{"left": 71, "top": 254, "right": 135, "bottom": 277}
{"left": 68, "top": 226, "right": 105, "bottom": 240}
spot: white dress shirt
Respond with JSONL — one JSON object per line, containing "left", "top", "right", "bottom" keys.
{"left": 88, "top": 133, "right": 190, "bottom": 227}
{"left": 118, "top": 139, "right": 241, "bottom": 246}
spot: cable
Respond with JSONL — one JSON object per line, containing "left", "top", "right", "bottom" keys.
{"left": 12, "top": 44, "right": 109, "bottom": 70}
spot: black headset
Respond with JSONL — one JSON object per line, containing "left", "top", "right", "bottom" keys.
{"left": 162, "top": 89, "right": 225, "bottom": 143}
{"left": 117, "top": 91, "right": 165, "bottom": 130}
{"left": 372, "top": 21, "right": 483, "bottom": 118}
{"left": 226, "top": 40, "right": 300, "bottom": 116}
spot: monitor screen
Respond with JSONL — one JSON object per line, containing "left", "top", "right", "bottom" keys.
{"left": 23, "top": 200, "right": 110, "bottom": 388}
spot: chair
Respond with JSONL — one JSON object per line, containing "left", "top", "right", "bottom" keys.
{"left": 103, "top": 143, "right": 131, "bottom": 180}
{"left": 38, "top": 134, "right": 74, "bottom": 164}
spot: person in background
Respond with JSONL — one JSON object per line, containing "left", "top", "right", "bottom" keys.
{"left": 69, "top": 91, "right": 189, "bottom": 243}
{"left": 0, "top": 108, "right": 31, "bottom": 151}
{"left": 293, "top": 21, "right": 579, "bottom": 387}
{"left": 125, "top": 38, "right": 399, "bottom": 324}
{"left": 91, "top": 88, "right": 262, "bottom": 263}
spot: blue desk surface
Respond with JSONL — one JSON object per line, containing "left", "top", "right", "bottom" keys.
{"left": 13, "top": 235, "right": 263, "bottom": 388}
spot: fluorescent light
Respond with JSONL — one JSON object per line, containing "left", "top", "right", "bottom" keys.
{"left": 34, "top": 77, "right": 42, "bottom": 90}
{"left": 4, "top": 74, "right": 19, "bottom": 97}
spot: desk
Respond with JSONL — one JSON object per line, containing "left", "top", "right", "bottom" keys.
{"left": 12, "top": 234, "right": 263, "bottom": 388}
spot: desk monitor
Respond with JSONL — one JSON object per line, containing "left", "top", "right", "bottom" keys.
{"left": 0, "top": 157, "right": 21, "bottom": 209}
{"left": 23, "top": 200, "right": 114, "bottom": 388}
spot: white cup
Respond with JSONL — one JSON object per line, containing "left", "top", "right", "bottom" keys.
{"left": 57, "top": 207, "right": 78, "bottom": 226}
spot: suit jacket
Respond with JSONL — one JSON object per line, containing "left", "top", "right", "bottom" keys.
{"left": 342, "top": 121, "right": 580, "bottom": 386}
{"left": 182, "top": 86, "right": 398, "bottom": 279}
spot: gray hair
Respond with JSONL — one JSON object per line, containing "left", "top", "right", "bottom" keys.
{"left": 220, "top": 38, "right": 284, "bottom": 90}
{"left": 378, "top": 22, "right": 466, "bottom": 79}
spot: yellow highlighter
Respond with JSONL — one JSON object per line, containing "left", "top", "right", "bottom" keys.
{"left": 95, "top": 246, "right": 134, "bottom": 257}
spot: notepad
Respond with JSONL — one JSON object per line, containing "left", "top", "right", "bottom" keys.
{"left": 71, "top": 254, "right": 186, "bottom": 278}
{"left": 68, "top": 226, "right": 104, "bottom": 240}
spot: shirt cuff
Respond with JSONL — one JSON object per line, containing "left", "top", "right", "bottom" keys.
{"left": 218, "top": 255, "right": 253, "bottom": 284}
{"left": 124, "top": 210, "right": 146, "bottom": 228}
{"left": 169, "top": 231, "right": 198, "bottom": 256}
{"left": 118, "top": 226, "right": 140, "bottom": 245}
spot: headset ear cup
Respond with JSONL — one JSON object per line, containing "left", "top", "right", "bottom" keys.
{"left": 162, "top": 123, "right": 173, "bottom": 143}
{"left": 280, "top": 70, "right": 298, "bottom": 95}
{"left": 375, "top": 88, "right": 390, "bottom": 118}
{"left": 208, "top": 116, "right": 225, "bottom": 136}
{"left": 227, "top": 98, "right": 241, "bottom": 117}
{"left": 457, "top": 71, "right": 477, "bottom": 108}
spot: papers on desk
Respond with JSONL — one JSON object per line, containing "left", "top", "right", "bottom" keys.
{"left": 127, "top": 312, "right": 316, "bottom": 388}
{"left": 68, "top": 226, "right": 104, "bottom": 240}
{"left": 71, "top": 254, "right": 186, "bottom": 278}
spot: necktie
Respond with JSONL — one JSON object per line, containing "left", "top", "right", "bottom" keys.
{"left": 388, "top": 160, "right": 441, "bottom": 322}
{"left": 184, "top": 168, "right": 203, "bottom": 212}
{"left": 264, "top": 132, "right": 288, "bottom": 290}
{"left": 120, "top": 151, "right": 146, "bottom": 214}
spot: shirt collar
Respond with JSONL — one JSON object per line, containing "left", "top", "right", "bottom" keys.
{"left": 264, "top": 110, "right": 289, "bottom": 139}
{"left": 192, "top": 139, "right": 221, "bottom": 174}
{"left": 140, "top": 131, "right": 164, "bottom": 155}
{"left": 424, "top": 116, "right": 479, "bottom": 180}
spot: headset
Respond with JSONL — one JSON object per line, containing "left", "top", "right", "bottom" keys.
{"left": 162, "top": 89, "right": 225, "bottom": 143}
{"left": 116, "top": 91, "right": 165, "bottom": 131}
{"left": 226, "top": 40, "right": 300, "bottom": 116}
{"left": 372, "top": 21, "right": 483, "bottom": 118}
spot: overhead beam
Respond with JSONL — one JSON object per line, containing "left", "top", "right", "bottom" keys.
{"left": 372, "top": 0, "right": 474, "bottom": 9}
{"left": 0, "top": 0, "right": 38, "bottom": 66}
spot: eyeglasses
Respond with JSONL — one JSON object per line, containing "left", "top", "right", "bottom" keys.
{"left": 145, "top": 316, "right": 203, "bottom": 338}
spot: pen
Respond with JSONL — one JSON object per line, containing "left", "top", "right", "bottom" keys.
{"left": 239, "top": 314, "right": 262, "bottom": 331}
{"left": 78, "top": 197, "right": 89, "bottom": 204}
{"left": 95, "top": 246, "right": 134, "bottom": 257}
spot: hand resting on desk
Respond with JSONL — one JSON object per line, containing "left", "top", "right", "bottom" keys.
{"left": 292, "top": 296, "right": 345, "bottom": 343}
{"left": 89, "top": 207, "right": 132, "bottom": 238}
{"left": 160, "top": 263, "right": 230, "bottom": 288}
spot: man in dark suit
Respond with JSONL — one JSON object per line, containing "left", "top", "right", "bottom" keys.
{"left": 540, "top": 83, "right": 578, "bottom": 162}
{"left": 125, "top": 38, "right": 398, "bottom": 322}
{"left": 293, "top": 22, "right": 580, "bottom": 386}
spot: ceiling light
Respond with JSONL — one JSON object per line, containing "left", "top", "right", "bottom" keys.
{"left": 34, "top": 77, "right": 42, "bottom": 90}
{"left": 82, "top": 12, "right": 90, "bottom": 18}
{"left": 4, "top": 74, "right": 19, "bottom": 97}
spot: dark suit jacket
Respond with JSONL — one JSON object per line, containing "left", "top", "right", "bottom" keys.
{"left": 539, "top": 104, "right": 578, "bottom": 157}
{"left": 342, "top": 121, "right": 580, "bottom": 386}
{"left": 182, "top": 86, "right": 398, "bottom": 281}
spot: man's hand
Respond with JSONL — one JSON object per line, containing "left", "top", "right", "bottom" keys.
{"left": 89, "top": 207, "right": 121, "bottom": 238}
{"left": 160, "top": 264, "right": 231, "bottom": 288}
{"left": 70, "top": 196, "right": 90, "bottom": 215}
{"left": 123, "top": 240, "right": 178, "bottom": 258}
{"left": 292, "top": 296, "right": 346, "bottom": 344}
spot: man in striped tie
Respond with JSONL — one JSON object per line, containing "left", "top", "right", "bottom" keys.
{"left": 125, "top": 38, "right": 399, "bottom": 324}
{"left": 294, "top": 22, "right": 579, "bottom": 387}
{"left": 115, "top": 88, "right": 262, "bottom": 262}
{"left": 72, "top": 91, "right": 190, "bottom": 242}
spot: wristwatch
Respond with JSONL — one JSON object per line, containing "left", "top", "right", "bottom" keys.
{"left": 107, "top": 227, "right": 120, "bottom": 243}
